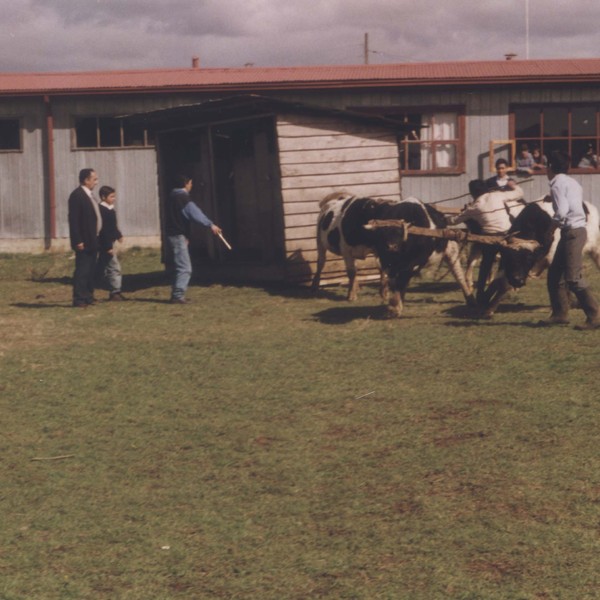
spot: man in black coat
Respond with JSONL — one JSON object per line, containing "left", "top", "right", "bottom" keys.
{"left": 68, "top": 168, "right": 101, "bottom": 307}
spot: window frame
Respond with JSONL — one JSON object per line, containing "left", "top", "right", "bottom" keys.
{"left": 349, "top": 104, "right": 466, "bottom": 175}
{"left": 0, "top": 117, "right": 23, "bottom": 152}
{"left": 510, "top": 102, "right": 600, "bottom": 174}
{"left": 72, "top": 115, "right": 155, "bottom": 150}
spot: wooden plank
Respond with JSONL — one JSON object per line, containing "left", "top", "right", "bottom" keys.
{"left": 276, "top": 121, "right": 396, "bottom": 138}
{"left": 280, "top": 157, "right": 399, "bottom": 177}
{"left": 281, "top": 170, "right": 400, "bottom": 190}
{"left": 277, "top": 133, "right": 397, "bottom": 152}
{"left": 284, "top": 213, "right": 319, "bottom": 228}
{"left": 278, "top": 145, "right": 399, "bottom": 164}
{"left": 280, "top": 183, "right": 401, "bottom": 204}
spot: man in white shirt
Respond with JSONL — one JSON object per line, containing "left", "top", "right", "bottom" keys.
{"left": 450, "top": 179, "right": 524, "bottom": 306}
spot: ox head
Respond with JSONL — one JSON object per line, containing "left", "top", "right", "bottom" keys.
{"left": 499, "top": 204, "right": 556, "bottom": 288}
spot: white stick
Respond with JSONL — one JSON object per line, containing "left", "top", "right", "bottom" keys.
{"left": 217, "top": 232, "right": 232, "bottom": 250}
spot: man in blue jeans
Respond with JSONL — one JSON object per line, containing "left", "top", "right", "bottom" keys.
{"left": 540, "top": 150, "right": 600, "bottom": 329}
{"left": 165, "top": 174, "right": 222, "bottom": 304}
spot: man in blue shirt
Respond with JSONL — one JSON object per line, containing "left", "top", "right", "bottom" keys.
{"left": 541, "top": 151, "right": 600, "bottom": 329}
{"left": 165, "top": 174, "right": 222, "bottom": 304}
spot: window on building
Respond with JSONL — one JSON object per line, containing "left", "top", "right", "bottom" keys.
{"left": 512, "top": 104, "right": 600, "bottom": 172}
{"left": 74, "top": 116, "right": 154, "bottom": 149}
{"left": 350, "top": 106, "right": 465, "bottom": 174}
{"left": 0, "top": 118, "right": 22, "bottom": 151}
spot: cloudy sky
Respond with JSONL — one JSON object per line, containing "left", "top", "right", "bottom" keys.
{"left": 1, "top": 0, "right": 599, "bottom": 73}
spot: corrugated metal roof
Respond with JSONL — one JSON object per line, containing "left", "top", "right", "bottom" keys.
{"left": 0, "top": 58, "right": 599, "bottom": 95}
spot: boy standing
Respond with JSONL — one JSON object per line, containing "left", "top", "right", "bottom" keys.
{"left": 98, "top": 185, "right": 126, "bottom": 301}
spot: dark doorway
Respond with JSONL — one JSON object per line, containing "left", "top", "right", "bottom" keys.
{"left": 211, "top": 117, "right": 284, "bottom": 265}
{"left": 157, "top": 117, "right": 284, "bottom": 275}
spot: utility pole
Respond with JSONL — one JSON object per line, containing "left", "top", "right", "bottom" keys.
{"left": 525, "top": 0, "right": 530, "bottom": 58}
{"left": 364, "top": 33, "right": 369, "bottom": 65}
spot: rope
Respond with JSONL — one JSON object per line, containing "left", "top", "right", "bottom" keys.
{"left": 428, "top": 177, "right": 534, "bottom": 206}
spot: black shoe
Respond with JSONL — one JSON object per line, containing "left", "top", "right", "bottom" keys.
{"left": 170, "top": 297, "right": 190, "bottom": 304}
{"left": 86, "top": 298, "right": 98, "bottom": 306}
{"left": 73, "top": 302, "right": 88, "bottom": 308}
{"left": 109, "top": 292, "right": 126, "bottom": 301}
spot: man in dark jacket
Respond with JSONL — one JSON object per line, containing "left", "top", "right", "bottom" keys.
{"left": 165, "top": 174, "right": 222, "bottom": 304}
{"left": 68, "top": 168, "right": 101, "bottom": 307}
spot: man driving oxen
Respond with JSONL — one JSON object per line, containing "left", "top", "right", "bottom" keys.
{"left": 448, "top": 179, "right": 524, "bottom": 307}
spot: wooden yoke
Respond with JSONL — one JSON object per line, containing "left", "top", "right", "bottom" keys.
{"left": 364, "top": 219, "right": 540, "bottom": 252}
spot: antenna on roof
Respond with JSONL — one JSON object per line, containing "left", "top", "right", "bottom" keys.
{"left": 504, "top": 53, "right": 517, "bottom": 61}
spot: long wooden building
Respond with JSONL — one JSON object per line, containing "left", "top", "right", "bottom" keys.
{"left": 1, "top": 58, "right": 600, "bottom": 284}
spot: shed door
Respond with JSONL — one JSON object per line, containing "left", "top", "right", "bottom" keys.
{"left": 212, "top": 118, "right": 284, "bottom": 264}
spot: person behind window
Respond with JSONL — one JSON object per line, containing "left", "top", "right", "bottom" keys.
{"left": 515, "top": 143, "right": 535, "bottom": 175}
{"left": 532, "top": 146, "right": 547, "bottom": 170}
{"left": 485, "top": 158, "right": 517, "bottom": 191}
{"left": 577, "top": 144, "right": 598, "bottom": 169}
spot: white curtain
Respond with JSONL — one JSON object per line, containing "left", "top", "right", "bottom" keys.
{"left": 420, "top": 112, "right": 457, "bottom": 169}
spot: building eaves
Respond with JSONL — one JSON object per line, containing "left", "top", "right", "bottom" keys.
{"left": 0, "top": 58, "right": 599, "bottom": 96}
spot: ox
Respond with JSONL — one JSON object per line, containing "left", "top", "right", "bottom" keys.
{"left": 311, "top": 192, "right": 475, "bottom": 316}
{"left": 465, "top": 200, "right": 600, "bottom": 292}
{"left": 481, "top": 202, "right": 557, "bottom": 317}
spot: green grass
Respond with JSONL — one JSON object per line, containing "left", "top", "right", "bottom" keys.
{"left": 1, "top": 249, "right": 600, "bottom": 599}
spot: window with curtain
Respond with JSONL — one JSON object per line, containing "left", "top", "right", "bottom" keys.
{"left": 347, "top": 105, "right": 465, "bottom": 174}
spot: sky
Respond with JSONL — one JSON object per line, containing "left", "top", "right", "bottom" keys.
{"left": 1, "top": 0, "right": 599, "bottom": 73}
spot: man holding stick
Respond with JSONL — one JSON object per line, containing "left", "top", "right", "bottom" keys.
{"left": 165, "top": 174, "right": 222, "bottom": 304}
{"left": 540, "top": 151, "right": 600, "bottom": 329}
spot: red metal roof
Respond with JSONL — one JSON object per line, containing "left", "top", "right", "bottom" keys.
{"left": 0, "top": 58, "right": 599, "bottom": 96}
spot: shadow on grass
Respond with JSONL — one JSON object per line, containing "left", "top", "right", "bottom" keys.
{"left": 311, "top": 304, "right": 391, "bottom": 324}
{"left": 31, "top": 271, "right": 167, "bottom": 293}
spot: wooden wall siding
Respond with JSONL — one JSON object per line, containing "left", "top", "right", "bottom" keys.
{"left": 276, "top": 114, "right": 400, "bottom": 283}
{"left": 0, "top": 99, "right": 46, "bottom": 238}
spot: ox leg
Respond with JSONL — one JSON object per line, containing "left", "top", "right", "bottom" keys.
{"left": 444, "top": 240, "right": 476, "bottom": 306}
{"left": 387, "top": 273, "right": 411, "bottom": 318}
{"left": 481, "top": 277, "right": 512, "bottom": 318}
{"left": 589, "top": 245, "right": 600, "bottom": 270}
{"left": 310, "top": 236, "right": 327, "bottom": 292}
{"left": 379, "top": 265, "right": 389, "bottom": 302}
{"left": 344, "top": 256, "right": 359, "bottom": 301}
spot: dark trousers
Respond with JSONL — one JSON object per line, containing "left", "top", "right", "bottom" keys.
{"left": 476, "top": 245, "right": 498, "bottom": 307}
{"left": 547, "top": 227, "right": 598, "bottom": 319}
{"left": 73, "top": 250, "right": 97, "bottom": 305}
{"left": 548, "top": 228, "right": 587, "bottom": 290}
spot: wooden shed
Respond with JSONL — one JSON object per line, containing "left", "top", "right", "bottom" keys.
{"left": 131, "top": 95, "right": 410, "bottom": 285}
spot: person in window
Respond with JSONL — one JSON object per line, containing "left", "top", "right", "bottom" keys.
{"left": 449, "top": 179, "right": 524, "bottom": 308}
{"left": 485, "top": 158, "right": 517, "bottom": 191}
{"left": 539, "top": 150, "right": 600, "bottom": 329}
{"left": 515, "top": 143, "right": 535, "bottom": 175}
{"left": 577, "top": 144, "right": 598, "bottom": 169}
{"left": 531, "top": 146, "right": 547, "bottom": 170}
{"left": 165, "top": 174, "right": 222, "bottom": 304}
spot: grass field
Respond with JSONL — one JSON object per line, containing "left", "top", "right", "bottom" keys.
{"left": 1, "top": 249, "right": 600, "bottom": 599}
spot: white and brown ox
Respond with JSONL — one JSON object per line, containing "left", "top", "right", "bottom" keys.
{"left": 310, "top": 192, "right": 475, "bottom": 316}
